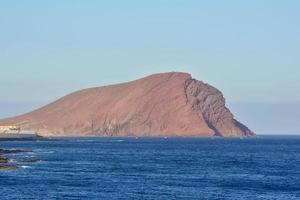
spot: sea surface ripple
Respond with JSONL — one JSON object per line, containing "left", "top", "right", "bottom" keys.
{"left": 0, "top": 136, "right": 299, "bottom": 200}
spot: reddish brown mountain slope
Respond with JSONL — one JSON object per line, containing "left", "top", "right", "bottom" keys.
{"left": 0, "top": 72, "right": 254, "bottom": 137}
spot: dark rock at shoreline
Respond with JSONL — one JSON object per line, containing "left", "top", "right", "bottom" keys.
{"left": 17, "top": 158, "right": 40, "bottom": 163}
{"left": 0, "top": 165, "right": 20, "bottom": 170}
{"left": 0, "top": 149, "right": 32, "bottom": 155}
{"left": 0, "top": 157, "right": 40, "bottom": 163}
{"left": 0, "top": 149, "right": 38, "bottom": 170}
{"left": 0, "top": 157, "right": 9, "bottom": 163}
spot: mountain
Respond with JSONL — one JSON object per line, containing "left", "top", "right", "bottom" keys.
{"left": 0, "top": 72, "right": 254, "bottom": 137}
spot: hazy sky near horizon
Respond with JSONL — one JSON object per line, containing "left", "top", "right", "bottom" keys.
{"left": 0, "top": 1, "right": 300, "bottom": 133}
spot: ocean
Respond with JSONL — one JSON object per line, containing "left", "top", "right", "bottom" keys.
{"left": 0, "top": 136, "right": 299, "bottom": 200}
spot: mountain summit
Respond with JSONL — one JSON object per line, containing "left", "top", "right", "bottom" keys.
{"left": 0, "top": 72, "right": 254, "bottom": 137}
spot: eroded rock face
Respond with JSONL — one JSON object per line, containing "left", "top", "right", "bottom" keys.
{"left": 184, "top": 79, "right": 253, "bottom": 137}
{"left": 0, "top": 72, "right": 254, "bottom": 137}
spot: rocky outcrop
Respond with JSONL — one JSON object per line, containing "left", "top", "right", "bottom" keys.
{"left": 0, "top": 72, "right": 254, "bottom": 137}
{"left": 0, "top": 157, "right": 9, "bottom": 163}
{"left": 0, "top": 149, "right": 31, "bottom": 154}
{"left": 0, "top": 165, "right": 20, "bottom": 170}
{"left": 0, "top": 149, "right": 38, "bottom": 170}
{"left": 184, "top": 79, "right": 253, "bottom": 137}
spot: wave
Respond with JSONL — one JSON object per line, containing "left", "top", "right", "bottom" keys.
{"left": 109, "top": 139, "right": 124, "bottom": 142}
{"left": 20, "top": 165, "right": 31, "bottom": 169}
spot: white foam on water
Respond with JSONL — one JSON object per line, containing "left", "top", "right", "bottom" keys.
{"left": 109, "top": 139, "right": 124, "bottom": 142}
{"left": 76, "top": 139, "right": 95, "bottom": 142}
{"left": 42, "top": 151, "right": 54, "bottom": 154}
{"left": 24, "top": 155, "right": 35, "bottom": 158}
{"left": 20, "top": 165, "right": 31, "bottom": 169}
{"left": 34, "top": 149, "right": 54, "bottom": 154}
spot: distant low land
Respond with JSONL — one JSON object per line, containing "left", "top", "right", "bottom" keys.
{"left": 0, "top": 72, "right": 254, "bottom": 137}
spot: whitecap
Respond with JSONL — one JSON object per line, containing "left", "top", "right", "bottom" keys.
{"left": 20, "top": 166, "right": 31, "bottom": 169}
{"left": 109, "top": 139, "right": 124, "bottom": 142}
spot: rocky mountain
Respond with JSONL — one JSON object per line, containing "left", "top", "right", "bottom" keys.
{"left": 0, "top": 72, "right": 254, "bottom": 137}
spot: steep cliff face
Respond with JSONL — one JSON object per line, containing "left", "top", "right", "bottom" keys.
{"left": 184, "top": 79, "right": 253, "bottom": 137}
{"left": 0, "top": 72, "right": 254, "bottom": 137}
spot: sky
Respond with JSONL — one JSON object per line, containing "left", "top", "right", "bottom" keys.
{"left": 0, "top": 0, "right": 299, "bottom": 134}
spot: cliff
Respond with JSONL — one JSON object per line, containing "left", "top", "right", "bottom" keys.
{"left": 0, "top": 72, "right": 254, "bottom": 137}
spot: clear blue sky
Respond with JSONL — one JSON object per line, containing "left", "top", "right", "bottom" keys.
{"left": 0, "top": 1, "right": 299, "bottom": 134}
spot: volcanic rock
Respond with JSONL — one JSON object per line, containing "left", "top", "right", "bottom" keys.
{"left": 0, "top": 72, "right": 254, "bottom": 137}
{"left": 0, "top": 165, "right": 20, "bottom": 170}
{"left": 0, "top": 149, "right": 32, "bottom": 154}
{"left": 0, "top": 157, "right": 9, "bottom": 163}
{"left": 16, "top": 159, "right": 40, "bottom": 163}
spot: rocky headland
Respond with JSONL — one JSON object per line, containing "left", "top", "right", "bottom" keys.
{"left": 0, "top": 72, "right": 254, "bottom": 137}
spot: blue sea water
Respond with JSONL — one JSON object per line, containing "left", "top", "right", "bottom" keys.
{"left": 0, "top": 136, "right": 300, "bottom": 200}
